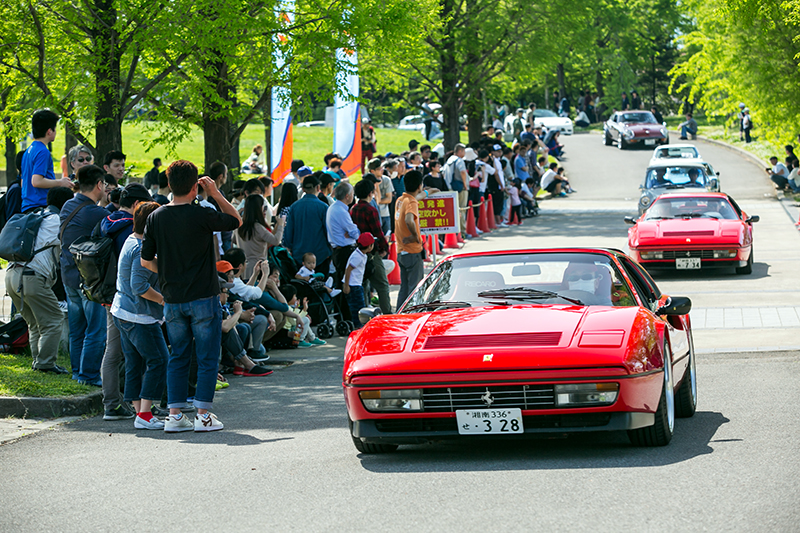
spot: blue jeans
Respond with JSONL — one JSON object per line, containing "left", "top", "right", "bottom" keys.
{"left": 381, "top": 216, "right": 391, "bottom": 237}
{"left": 346, "top": 286, "right": 365, "bottom": 329}
{"left": 681, "top": 125, "right": 697, "bottom": 138}
{"left": 164, "top": 296, "right": 222, "bottom": 411}
{"left": 65, "top": 286, "right": 107, "bottom": 382}
{"left": 114, "top": 317, "right": 168, "bottom": 403}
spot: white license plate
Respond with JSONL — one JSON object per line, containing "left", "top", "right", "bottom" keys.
{"left": 676, "top": 257, "right": 701, "bottom": 269}
{"left": 645, "top": 139, "right": 656, "bottom": 145}
{"left": 456, "top": 409, "right": 524, "bottom": 435}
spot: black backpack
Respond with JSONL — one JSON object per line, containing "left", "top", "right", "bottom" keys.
{"left": 69, "top": 222, "right": 117, "bottom": 305}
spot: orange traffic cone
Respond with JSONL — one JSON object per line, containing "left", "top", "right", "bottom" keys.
{"left": 387, "top": 239, "right": 401, "bottom": 285}
{"left": 466, "top": 201, "right": 479, "bottom": 238}
{"left": 477, "top": 199, "right": 490, "bottom": 233}
{"left": 456, "top": 231, "right": 464, "bottom": 244}
{"left": 423, "top": 235, "right": 432, "bottom": 254}
{"left": 433, "top": 235, "right": 443, "bottom": 255}
{"left": 486, "top": 195, "right": 497, "bottom": 230}
{"left": 444, "top": 232, "right": 459, "bottom": 249}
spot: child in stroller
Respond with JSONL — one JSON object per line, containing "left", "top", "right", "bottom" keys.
{"left": 268, "top": 247, "right": 356, "bottom": 338}
{"left": 295, "top": 252, "right": 341, "bottom": 298}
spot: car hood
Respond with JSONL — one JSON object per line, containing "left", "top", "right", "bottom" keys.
{"left": 345, "top": 305, "right": 654, "bottom": 378}
{"left": 625, "top": 123, "right": 664, "bottom": 135}
{"left": 631, "top": 218, "right": 744, "bottom": 246}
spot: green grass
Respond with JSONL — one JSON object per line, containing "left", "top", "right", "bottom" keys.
{"left": 0, "top": 351, "right": 92, "bottom": 397}
{"left": 4, "top": 123, "right": 468, "bottom": 178}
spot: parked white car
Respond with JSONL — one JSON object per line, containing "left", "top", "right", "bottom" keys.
{"left": 398, "top": 115, "right": 426, "bottom": 131}
{"left": 649, "top": 144, "right": 701, "bottom": 164}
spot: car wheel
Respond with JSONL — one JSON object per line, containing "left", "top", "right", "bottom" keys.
{"left": 628, "top": 341, "right": 674, "bottom": 446}
{"left": 675, "top": 332, "right": 697, "bottom": 418}
{"left": 618, "top": 137, "right": 626, "bottom": 150}
{"left": 349, "top": 420, "right": 398, "bottom": 454}
{"left": 604, "top": 131, "right": 612, "bottom": 146}
{"left": 735, "top": 249, "right": 753, "bottom": 275}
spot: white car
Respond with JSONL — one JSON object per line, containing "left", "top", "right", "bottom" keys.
{"left": 398, "top": 114, "right": 426, "bottom": 131}
{"left": 503, "top": 109, "right": 574, "bottom": 140}
{"left": 296, "top": 121, "right": 326, "bottom": 127}
{"left": 649, "top": 144, "right": 701, "bottom": 164}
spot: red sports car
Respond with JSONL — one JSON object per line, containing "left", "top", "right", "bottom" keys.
{"left": 343, "top": 249, "right": 696, "bottom": 453}
{"left": 626, "top": 192, "right": 758, "bottom": 274}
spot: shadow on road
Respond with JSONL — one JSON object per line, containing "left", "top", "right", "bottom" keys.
{"left": 356, "top": 411, "right": 730, "bottom": 471}
{"left": 649, "top": 262, "right": 770, "bottom": 282}
{"left": 512, "top": 213, "right": 632, "bottom": 239}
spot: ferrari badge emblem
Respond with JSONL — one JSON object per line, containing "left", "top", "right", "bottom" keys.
{"left": 481, "top": 388, "right": 495, "bottom": 407}
{"left": 483, "top": 354, "right": 493, "bottom": 362}
{"left": 686, "top": 238, "right": 691, "bottom": 243}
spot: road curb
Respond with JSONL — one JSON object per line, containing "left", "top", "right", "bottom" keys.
{"left": 0, "top": 389, "right": 103, "bottom": 419}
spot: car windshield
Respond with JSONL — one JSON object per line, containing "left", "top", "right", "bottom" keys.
{"left": 655, "top": 146, "right": 699, "bottom": 159}
{"left": 645, "top": 197, "right": 739, "bottom": 220}
{"left": 620, "top": 112, "right": 657, "bottom": 124}
{"left": 645, "top": 166, "right": 708, "bottom": 189}
{"left": 402, "top": 252, "right": 637, "bottom": 311}
{"left": 534, "top": 109, "right": 557, "bottom": 118}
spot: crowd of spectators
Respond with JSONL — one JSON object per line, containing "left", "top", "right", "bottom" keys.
{"left": 4, "top": 104, "right": 571, "bottom": 433}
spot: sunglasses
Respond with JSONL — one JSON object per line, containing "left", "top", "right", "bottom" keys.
{"left": 76, "top": 157, "right": 92, "bottom": 163}
{"left": 567, "top": 273, "right": 599, "bottom": 282}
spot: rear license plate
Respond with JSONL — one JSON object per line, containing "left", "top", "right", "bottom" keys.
{"left": 456, "top": 409, "right": 523, "bottom": 435}
{"left": 645, "top": 139, "right": 656, "bottom": 145}
{"left": 676, "top": 257, "right": 701, "bottom": 269}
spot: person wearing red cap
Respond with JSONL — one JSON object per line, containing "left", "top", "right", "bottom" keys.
{"left": 343, "top": 233, "right": 375, "bottom": 328}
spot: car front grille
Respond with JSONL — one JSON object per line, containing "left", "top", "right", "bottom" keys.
{"left": 661, "top": 250, "right": 716, "bottom": 259}
{"left": 422, "top": 385, "right": 555, "bottom": 412}
{"left": 373, "top": 414, "right": 612, "bottom": 433}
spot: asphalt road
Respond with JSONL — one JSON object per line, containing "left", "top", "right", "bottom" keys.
{"left": 1, "top": 133, "right": 799, "bottom": 532}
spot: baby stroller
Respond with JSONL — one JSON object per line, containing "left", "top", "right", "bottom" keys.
{"left": 268, "top": 246, "right": 355, "bottom": 338}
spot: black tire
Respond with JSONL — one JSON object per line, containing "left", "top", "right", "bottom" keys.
{"left": 617, "top": 137, "right": 626, "bottom": 150}
{"left": 735, "top": 249, "right": 753, "bottom": 275}
{"left": 336, "top": 320, "right": 352, "bottom": 336}
{"left": 317, "top": 323, "right": 333, "bottom": 339}
{"left": 349, "top": 420, "right": 398, "bottom": 454}
{"left": 628, "top": 342, "right": 674, "bottom": 446}
{"left": 604, "top": 131, "right": 613, "bottom": 146}
{"left": 675, "top": 333, "right": 697, "bottom": 418}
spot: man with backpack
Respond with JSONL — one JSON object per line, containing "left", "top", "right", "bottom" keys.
{"left": 4, "top": 187, "right": 75, "bottom": 374}
{"left": 443, "top": 144, "right": 469, "bottom": 239}
{"left": 99, "top": 183, "right": 153, "bottom": 420}
{"left": 60, "top": 165, "right": 110, "bottom": 386}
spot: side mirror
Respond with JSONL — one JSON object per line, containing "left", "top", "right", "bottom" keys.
{"left": 716, "top": 171, "right": 720, "bottom": 176}
{"left": 709, "top": 178, "right": 719, "bottom": 191}
{"left": 624, "top": 216, "right": 637, "bottom": 225}
{"left": 358, "top": 306, "right": 382, "bottom": 325}
{"left": 746, "top": 215, "right": 759, "bottom": 224}
{"left": 656, "top": 296, "right": 692, "bottom": 316}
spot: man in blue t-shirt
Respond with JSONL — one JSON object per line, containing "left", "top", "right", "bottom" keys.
{"left": 21, "top": 109, "right": 74, "bottom": 213}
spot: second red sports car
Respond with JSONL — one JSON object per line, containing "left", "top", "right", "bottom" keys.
{"left": 626, "top": 192, "right": 759, "bottom": 274}
{"left": 344, "top": 248, "right": 696, "bottom": 454}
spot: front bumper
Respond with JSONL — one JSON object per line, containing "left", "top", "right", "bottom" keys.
{"left": 631, "top": 248, "right": 748, "bottom": 269}
{"left": 351, "top": 412, "right": 654, "bottom": 445}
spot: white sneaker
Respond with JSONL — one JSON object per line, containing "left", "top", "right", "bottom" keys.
{"left": 325, "top": 277, "right": 334, "bottom": 289}
{"left": 330, "top": 289, "right": 342, "bottom": 297}
{"left": 134, "top": 415, "right": 165, "bottom": 430}
{"left": 476, "top": 229, "right": 484, "bottom": 234}
{"left": 164, "top": 413, "right": 193, "bottom": 433}
{"left": 194, "top": 412, "right": 224, "bottom": 432}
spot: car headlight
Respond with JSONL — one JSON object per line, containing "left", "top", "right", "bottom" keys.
{"left": 713, "top": 250, "right": 738, "bottom": 258}
{"left": 640, "top": 196, "right": 652, "bottom": 207}
{"left": 555, "top": 383, "right": 619, "bottom": 407}
{"left": 640, "top": 251, "right": 664, "bottom": 260}
{"left": 661, "top": 127, "right": 667, "bottom": 137}
{"left": 360, "top": 389, "right": 423, "bottom": 412}
{"left": 623, "top": 129, "right": 635, "bottom": 140}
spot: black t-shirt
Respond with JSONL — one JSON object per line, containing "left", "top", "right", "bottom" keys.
{"left": 141, "top": 202, "right": 240, "bottom": 304}
{"left": 423, "top": 173, "right": 448, "bottom": 191}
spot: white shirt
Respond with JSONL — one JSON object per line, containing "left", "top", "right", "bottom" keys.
{"left": 230, "top": 277, "right": 262, "bottom": 301}
{"left": 788, "top": 167, "right": 799, "bottom": 184}
{"left": 493, "top": 157, "right": 505, "bottom": 189}
{"left": 521, "top": 183, "right": 534, "bottom": 199}
{"left": 11, "top": 209, "right": 60, "bottom": 283}
{"left": 541, "top": 169, "right": 557, "bottom": 190}
{"left": 199, "top": 197, "right": 224, "bottom": 257}
{"left": 343, "top": 248, "right": 367, "bottom": 287}
{"left": 297, "top": 265, "right": 315, "bottom": 278}
{"left": 773, "top": 162, "right": 789, "bottom": 177}
{"left": 475, "top": 161, "right": 494, "bottom": 193}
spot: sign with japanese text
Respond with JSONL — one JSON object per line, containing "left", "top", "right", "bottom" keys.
{"left": 418, "top": 192, "right": 459, "bottom": 234}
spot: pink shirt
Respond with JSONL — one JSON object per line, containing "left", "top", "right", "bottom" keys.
{"left": 509, "top": 186, "right": 521, "bottom": 206}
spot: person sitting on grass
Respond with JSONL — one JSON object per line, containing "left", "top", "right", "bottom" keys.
{"left": 540, "top": 162, "right": 567, "bottom": 197}
{"left": 279, "top": 285, "right": 326, "bottom": 347}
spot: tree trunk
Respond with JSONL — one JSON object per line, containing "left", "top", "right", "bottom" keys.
{"left": 557, "top": 63, "right": 566, "bottom": 106}
{"left": 64, "top": 120, "right": 78, "bottom": 159}
{"left": 440, "top": 0, "right": 460, "bottom": 152}
{"left": 202, "top": 58, "right": 234, "bottom": 177}
{"left": 466, "top": 95, "right": 482, "bottom": 145}
{"left": 5, "top": 136, "right": 16, "bottom": 186}
{"left": 93, "top": 0, "right": 123, "bottom": 159}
